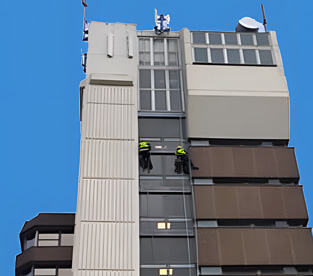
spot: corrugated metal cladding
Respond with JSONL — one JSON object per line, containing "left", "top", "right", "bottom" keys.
{"left": 190, "top": 147, "right": 299, "bottom": 179}
{"left": 85, "top": 86, "right": 136, "bottom": 140}
{"left": 81, "top": 140, "right": 136, "bottom": 179}
{"left": 198, "top": 228, "right": 313, "bottom": 266}
{"left": 78, "top": 223, "right": 135, "bottom": 270}
{"left": 87, "top": 86, "right": 135, "bottom": 105}
{"left": 74, "top": 84, "right": 139, "bottom": 276}
{"left": 78, "top": 180, "right": 135, "bottom": 222}
{"left": 194, "top": 185, "right": 308, "bottom": 220}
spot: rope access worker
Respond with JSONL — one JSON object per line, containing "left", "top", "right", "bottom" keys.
{"left": 139, "top": 141, "right": 153, "bottom": 172}
{"left": 175, "top": 146, "right": 198, "bottom": 174}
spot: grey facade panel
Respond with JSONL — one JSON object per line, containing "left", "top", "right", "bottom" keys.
{"left": 140, "top": 237, "right": 196, "bottom": 264}
{"left": 140, "top": 194, "right": 193, "bottom": 219}
{"left": 140, "top": 176, "right": 191, "bottom": 192}
{"left": 140, "top": 221, "right": 194, "bottom": 236}
{"left": 141, "top": 268, "right": 197, "bottom": 276}
{"left": 189, "top": 147, "right": 299, "bottom": 180}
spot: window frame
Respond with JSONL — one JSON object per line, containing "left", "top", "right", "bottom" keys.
{"left": 138, "top": 37, "right": 185, "bottom": 112}
{"left": 191, "top": 31, "right": 276, "bottom": 66}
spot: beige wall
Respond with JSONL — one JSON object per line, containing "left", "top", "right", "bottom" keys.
{"left": 182, "top": 29, "right": 290, "bottom": 140}
{"left": 73, "top": 22, "right": 139, "bottom": 276}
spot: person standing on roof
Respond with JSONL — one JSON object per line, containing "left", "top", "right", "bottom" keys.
{"left": 139, "top": 141, "right": 153, "bottom": 172}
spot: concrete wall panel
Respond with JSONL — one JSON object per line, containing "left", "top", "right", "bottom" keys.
{"left": 186, "top": 65, "right": 288, "bottom": 93}
{"left": 187, "top": 95, "right": 289, "bottom": 139}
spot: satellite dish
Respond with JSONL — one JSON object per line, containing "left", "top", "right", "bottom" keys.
{"left": 236, "top": 17, "right": 265, "bottom": 32}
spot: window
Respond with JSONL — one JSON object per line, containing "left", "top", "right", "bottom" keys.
{"left": 37, "top": 233, "right": 59, "bottom": 246}
{"left": 60, "top": 233, "right": 74, "bottom": 246}
{"left": 210, "top": 48, "right": 224, "bottom": 63}
{"left": 34, "top": 268, "right": 56, "bottom": 276}
{"left": 140, "top": 194, "right": 193, "bottom": 218}
{"left": 224, "top": 33, "right": 238, "bottom": 45}
{"left": 192, "top": 32, "right": 206, "bottom": 44}
{"left": 160, "top": 269, "right": 173, "bottom": 275}
{"left": 24, "top": 232, "right": 36, "bottom": 250}
{"left": 139, "top": 38, "right": 184, "bottom": 112}
{"left": 194, "top": 48, "right": 208, "bottom": 63}
{"left": 139, "top": 38, "right": 150, "bottom": 66}
{"left": 227, "top": 49, "right": 241, "bottom": 64}
{"left": 208, "top": 33, "right": 222, "bottom": 44}
{"left": 243, "top": 49, "right": 257, "bottom": 64}
{"left": 191, "top": 31, "right": 274, "bottom": 66}
{"left": 140, "top": 237, "right": 196, "bottom": 264}
{"left": 36, "top": 232, "right": 74, "bottom": 247}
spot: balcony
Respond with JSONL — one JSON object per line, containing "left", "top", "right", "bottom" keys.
{"left": 189, "top": 147, "right": 299, "bottom": 182}
{"left": 197, "top": 228, "right": 313, "bottom": 266}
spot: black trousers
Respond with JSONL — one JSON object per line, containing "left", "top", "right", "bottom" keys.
{"left": 139, "top": 151, "right": 153, "bottom": 171}
{"left": 175, "top": 156, "right": 189, "bottom": 174}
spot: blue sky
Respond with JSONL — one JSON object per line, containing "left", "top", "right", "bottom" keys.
{"left": 1, "top": 0, "right": 312, "bottom": 274}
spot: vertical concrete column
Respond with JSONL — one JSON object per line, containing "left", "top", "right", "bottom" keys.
{"left": 73, "top": 22, "right": 139, "bottom": 276}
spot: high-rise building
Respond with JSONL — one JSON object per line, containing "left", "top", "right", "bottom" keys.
{"left": 16, "top": 15, "right": 313, "bottom": 276}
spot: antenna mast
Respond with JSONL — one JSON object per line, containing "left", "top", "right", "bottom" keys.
{"left": 82, "top": 0, "right": 89, "bottom": 41}
{"left": 261, "top": 4, "right": 267, "bottom": 32}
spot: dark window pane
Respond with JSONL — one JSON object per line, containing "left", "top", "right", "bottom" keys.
{"left": 211, "top": 48, "right": 224, "bottom": 63}
{"left": 240, "top": 33, "right": 254, "bottom": 45}
{"left": 168, "top": 39, "right": 178, "bottom": 51}
{"left": 139, "top": 70, "right": 151, "bottom": 88}
{"left": 170, "top": 90, "right": 182, "bottom": 111}
{"left": 256, "top": 33, "right": 270, "bottom": 46}
{"left": 154, "top": 52, "right": 165, "bottom": 66}
{"left": 193, "top": 32, "right": 206, "bottom": 44}
{"left": 169, "top": 70, "right": 180, "bottom": 89}
{"left": 209, "top": 33, "right": 222, "bottom": 44}
{"left": 140, "top": 90, "right": 151, "bottom": 110}
{"left": 140, "top": 194, "right": 192, "bottom": 218}
{"left": 141, "top": 268, "right": 197, "bottom": 276}
{"left": 154, "top": 70, "right": 166, "bottom": 89}
{"left": 139, "top": 53, "right": 150, "bottom": 65}
{"left": 227, "top": 49, "right": 241, "bottom": 64}
{"left": 154, "top": 39, "right": 164, "bottom": 51}
{"left": 224, "top": 33, "right": 238, "bottom": 45}
{"left": 155, "top": 90, "right": 167, "bottom": 110}
{"left": 243, "top": 49, "right": 257, "bottom": 64}
{"left": 139, "top": 118, "right": 181, "bottom": 138}
{"left": 139, "top": 38, "right": 150, "bottom": 52}
{"left": 194, "top": 48, "right": 208, "bottom": 62}
{"left": 154, "top": 39, "right": 165, "bottom": 66}
{"left": 259, "top": 50, "right": 273, "bottom": 65}
{"left": 140, "top": 237, "right": 196, "bottom": 264}
{"left": 168, "top": 52, "right": 178, "bottom": 66}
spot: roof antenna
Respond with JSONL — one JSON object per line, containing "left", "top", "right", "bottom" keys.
{"left": 82, "top": 0, "right": 89, "bottom": 41}
{"left": 154, "top": 9, "right": 171, "bottom": 35}
{"left": 261, "top": 4, "right": 267, "bottom": 32}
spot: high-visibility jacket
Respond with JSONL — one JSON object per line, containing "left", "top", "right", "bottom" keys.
{"left": 176, "top": 147, "right": 186, "bottom": 156}
{"left": 139, "top": 142, "right": 151, "bottom": 152}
